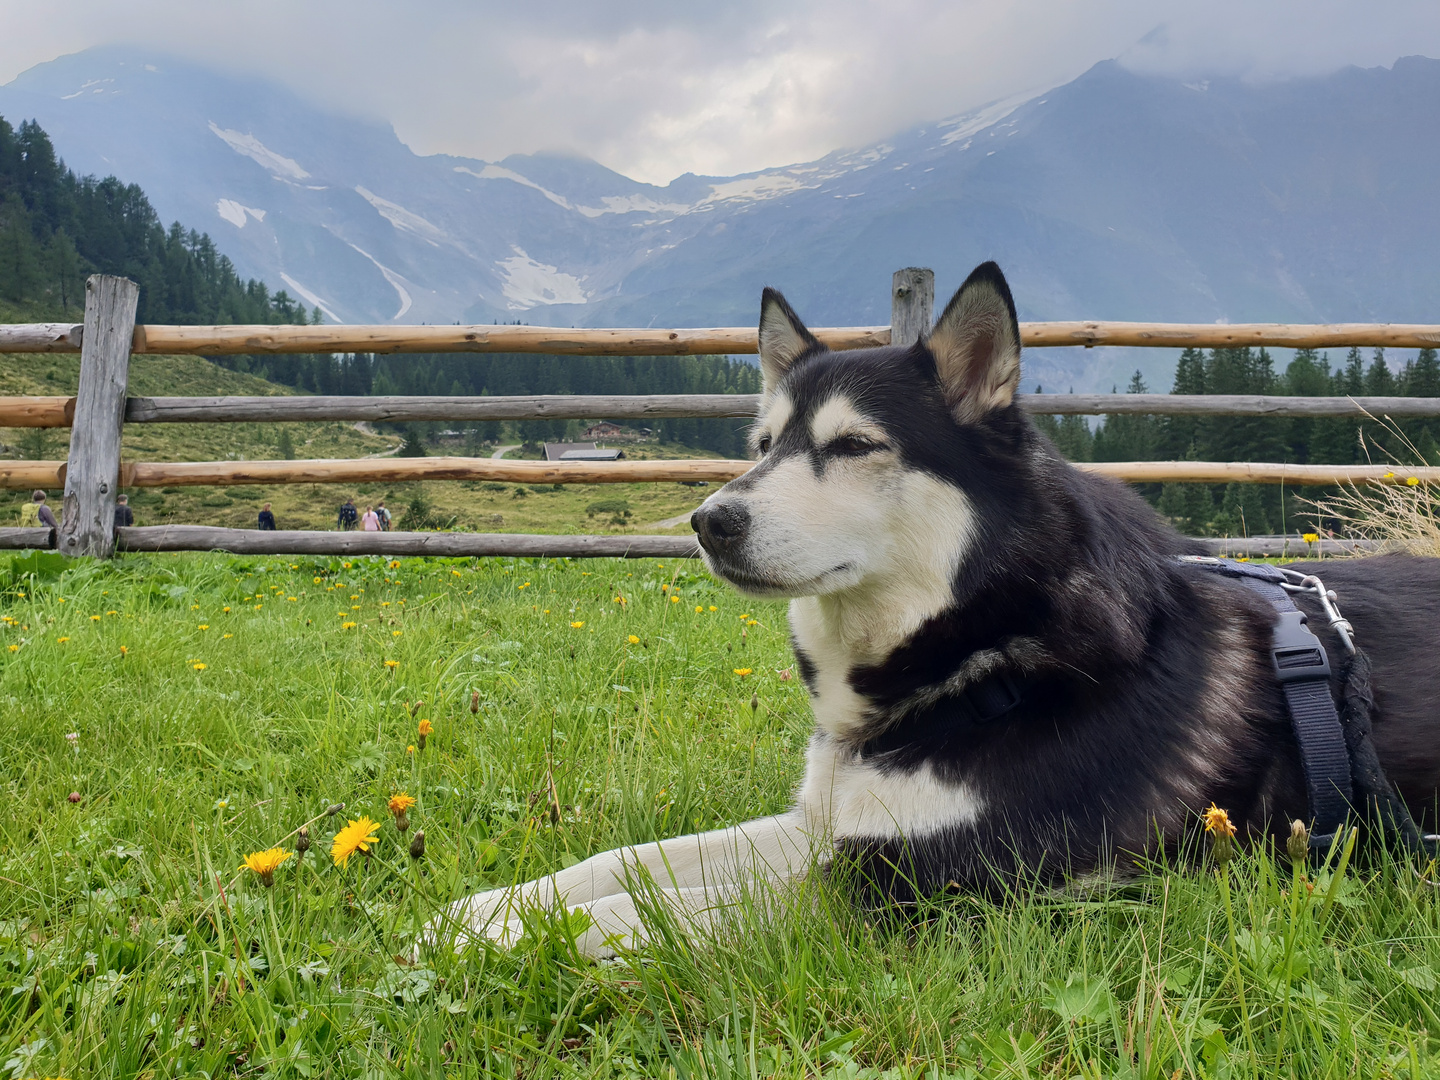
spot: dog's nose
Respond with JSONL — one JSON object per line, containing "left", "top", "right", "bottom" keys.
{"left": 692, "top": 502, "right": 750, "bottom": 552}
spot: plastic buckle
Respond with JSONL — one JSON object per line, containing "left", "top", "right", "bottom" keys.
{"left": 1270, "top": 609, "right": 1331, "bottom": 684}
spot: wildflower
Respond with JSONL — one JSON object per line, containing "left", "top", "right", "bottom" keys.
{"left": 343, "top": 562, "right": 353, "bottom": 569}
{"left": 628, "top": 634, "right": 640, "bottom": 644}
{"left": 746, "top": 619, "right": 758, "bottom": 626}
{"left": 709, "top": 605, "right": 717, "bottom": 611}
{"left": 288, "top": 597, "right": 297, "bottom": 602}
{"left": 222, "top": 633, "right": 233, "bottom": 639}
{"left": 331, "top": 817, "right": 380, "bottom": 868}
{"left": 119, "top": 645, "right": 127, "bottom": 656}
{"left": 1204, "top": 804, "right": 1236, "bottom": 866}
{"left": 571, "top": 621, "right": 585, "bottom": 628}
{"left": 1407, "top": 476, "right": 1421, "bottom": 487}
{"left": 518, "top": 582, "right": 531, "bottom": 590}
{"left": 342, "top": 622, "right": 357, "bottom": 630}
{"left": 214, "top": 798, "right": 229, "bottom": 810}
{"left": 296, "top": 826, "right": 311, "bottom": 861}
{"left": 389, "top": 560, "right": 401, "bottom": 569}
{"left": 1287, "top": 819, "right": 1310, "bottom": 864}
{"left": 389, "top": 792, "right": 416, "bottom": 832}
{"left": 1302, "top": 532, "right": 1319, "bottom": 543}
{"left": 385, "top": 659, "right": 399, "bottom": 671}
{"left": 254, "top": 604, "right": 262, "bottom": 610}
{"left": 470, "top": 690, "right": 480, "bottom": 714}
{"left": 670, "top": 595, "right": 680, "bottom": 603}
{"left": 779, "top": 667, "right": 793, "bottom": 681}
{"left": 751, "top": 693, "right": 759, "bottom": 713}
{"left": 733, "top": 667, "right": 753, "bottom": 677}
{"left": 417, "top": 718, "right": 433, "bottom": 751}
{"left": 222, "top": 606, "right": 231, "bottom": 613}
{"left": 107, "top": 609, "right": 117, "bottom": 615}
{"left": 89, "top": 615, "right": 100, "bottom": 622}
{"left": 68, "top": 791, "right": 81, "bottom": 803}
{"left": 198, "top": 624, "right": 210, "bottom": 631}
{"left": 696, "top": 605, "right": 704, "bottom": 613}
{"left": 66, "top": 732, "right": 79, "bottom": 748}
{"left": 240, "top": 847, "right": 291, "bottom": 887}
{"left": 193, "top": 662, "right": 207, "bottom": 671}
{"left": 739, "top": 614, "right": 750, "bottom": 620}
{"left": 409, "top": 829, "right": 426, "bottom": 860}
{"left": 407, "top": 744, "right": 416, "bottom": 755}
{"left": 56, "top": 636, "right": 69, "bottom": 644}
{"left": 6, "top": 645, "right": 15, "bottom": 653}
{"left": 392, "top": 630, "right": 402, "bottom": 637}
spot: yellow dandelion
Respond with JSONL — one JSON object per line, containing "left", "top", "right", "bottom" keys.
{"left": 1406, "top": 476, "right": 1421, "bottom": 486}
{"left": 1202, "top": 805, "right": 1236, "bottom": 837}
{"left": 223, "top": 606, "right": 231, "bottom": 613}
{"left": 518, "top": 581, "right": 531, "bottom": 590}
{"left": 1302, "top": 532, "right": 1319, "bottom": 543}
{"left": 733, "top": 667, "right": 753, "bottom": 676}
{"left": 388, "top": 792, "right": 417, "bottom": 816}
{"left": 119, "top": 645, "right": 127, "bottom": 656}
{"left": 342, "top": 622, "right": 357, "bottom": 630}
{"left": 330, "top": 816, "right": 380, "bottom": 868}
{"left": 107, "top": 609, "right": 118, "bottom": 615}
{"left": 240, "top": 847, "right": 291, "bottom": 887}
{"left": 89, "top": 614, "right": 101, "bottom": 622}
{"left": 7, "top": 644, "right": 17, "bottom": 653}
{"left": 406, "top": 744, "right": 416, "bottom": 755}
{"left": 709, "top": 605, "right": 717, "bottom": 612}
{"left": 192, "top": 662, "right": 207, "bottom": 671}
{"left": 343, "top": 561, "right": 353, "bottom": 569}
{"left": 198, "top": 624, "right": 210, "bottom": 630}
{"left": 571, "top": 621, "right": 585, "bottom": 628}
{"left": 418, "top": 718, "right": 434, "bottom": 737}
{"left": 739, "top": 613, "right": 750, "bottom": 620}
{"left": 385, "top": 659, "right": 399, "bottom": 670}
{"left": 288, "top": 596, "right": 297, "bottom": 602}
{"left": 389, "top": 560, "right": 401, "bottom": 569}
{"left": 56, "top": 636, "right": 70, "bottom": 644}
{"left": 628, "top": 634, "right": 640, "bottom": 644}
{"left": 254, "top": 604, "right": 262, "bottom": 610}
{"left": 670, "top": 595, "right": 680, "bottom": 603}
{"left": 222, "top": 633, "right": 233, "bottom": 639}
{"left": 392, "top": 630, "right": 402, "bottom": 637}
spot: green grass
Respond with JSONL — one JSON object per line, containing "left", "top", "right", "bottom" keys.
{"left": 0, "top": 551, "right": 1436, "bottom": 1078}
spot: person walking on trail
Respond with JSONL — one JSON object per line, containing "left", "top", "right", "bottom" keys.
{"left": 337, "top": 498, "right": 358, "bottom": 530}
{"left": 375, "top": 500, "right": 391, "bottom": 531}
{"left": 361, "top": 505, "right": 381, "bottom": 531}
{"left": 258, "top": 502, "right": 276, "bottom": 530}
{"left": 113, "top": 494, "right": 134, "bottom": 529}
{"left": 21, "top": 490, "right": 57, "bottom": 530}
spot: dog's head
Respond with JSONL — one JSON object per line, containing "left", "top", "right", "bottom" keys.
{"left": 693, "top": 261, "right": 1024, "bottom": 600}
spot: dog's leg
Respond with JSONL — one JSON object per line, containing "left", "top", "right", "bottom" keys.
{"left": 424, "top": 811, "right": 815, "bottom": 952}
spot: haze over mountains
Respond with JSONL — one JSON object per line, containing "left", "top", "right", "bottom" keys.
{"left": 1, "top": 46, "right": 1437, "bottom": 390}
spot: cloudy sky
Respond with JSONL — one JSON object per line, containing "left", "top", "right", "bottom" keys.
{"left": 3, "top": 0, "right": 1439, "bottom": 184}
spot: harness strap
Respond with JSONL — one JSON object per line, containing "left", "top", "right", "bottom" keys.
{"left": 1188, "top": 558, "right": 1354, "bottom": 849}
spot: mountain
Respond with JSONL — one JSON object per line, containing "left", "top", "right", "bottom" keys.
{"left": 2, "top": 47, "right": 1438, "bottom": 391}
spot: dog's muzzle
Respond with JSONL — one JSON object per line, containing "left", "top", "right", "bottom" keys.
{"left": 692, "top": 501, "right": 750, "bottom": 556}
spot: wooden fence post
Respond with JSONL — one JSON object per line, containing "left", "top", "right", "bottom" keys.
{"left": 59, "top": 275, "right": 138, "bottom": 558}
{"left": 891, "top": 267, "right": 934, "bottom": 348}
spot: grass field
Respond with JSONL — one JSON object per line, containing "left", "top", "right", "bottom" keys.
{"left": 0, "top": 549, "right": 1437, "bottom": 1079}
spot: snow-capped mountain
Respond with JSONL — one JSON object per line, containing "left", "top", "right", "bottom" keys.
{"left": 3, "top": 47, "right": 1439, "bottom": 390}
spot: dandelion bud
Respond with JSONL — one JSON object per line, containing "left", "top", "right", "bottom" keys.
{"left": 1211, "top": 831, "right": 1234, "bottom": 867}
{"left": 325, "top": 802, "right": 345, "bottom": 817}
{"left": 67, "top": 791, "right": 81, "bottom": 804}
{"left": 750, "top": 693, "right": 759, "bottom": 713}
{"left": 1287, "top": 819, "right": 1310, "bottom": 864}
{"left": 395, "top": 810, "right": 410, "bottom": 833}
{"left": 409, "top": 830, "right": 426, "bottom": 860}
{"left": 296, "top": 826, "right": 311, "bottom": 859}
{"left": 1203, "top": 804, "right": 1237, "bottom": 868}
{"left": 417, "top": 718, "right": 433, "bottom": 752}
{"left": 470, "top": 690, "right": 480, "bottom": 714}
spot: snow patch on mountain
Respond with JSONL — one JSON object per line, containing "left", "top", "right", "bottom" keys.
{"left": 345, "top": 242, "right": 414, "bottom": 320}
{"left": 279, "top": 272, "right": 341, "bottom": 323}
{"left": 495, "top": 247, "right": 588, "bottom": 309}
{"left": 208, "top": 121, "right": 310, "bottom": 179}
{"left": 456, "top": 165, "right": 575, "bottom": 211}
{"left": 215, "top": 199, "right": 265, "bottom": 228}
{"left": 937, "top": 87, "right": 1048, "bottom": 146}
{"left": 354, "top": 186, "right": 447, "bottom": 245}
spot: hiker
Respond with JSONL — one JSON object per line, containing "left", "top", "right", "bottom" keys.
{"left": 258, "top": 502, "right": 276, "bottom": 530}
{"left": 361, "top": 505, "right": 381, "bottom": 531}
{"left": 113, "top": 494, "right": 134, "bottom": 529}
{"left": 375, "top": 500, "right": 391, "bottom": 531}
{"left": 20, "top": 490, "right": 57, "bottom": 530}
{"left": 337, "top": 498, "right": 358, "bottom": 530}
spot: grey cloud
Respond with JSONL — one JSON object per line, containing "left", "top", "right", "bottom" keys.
{"left": 3, "top": 0, "right": 1439, "bottom": 183}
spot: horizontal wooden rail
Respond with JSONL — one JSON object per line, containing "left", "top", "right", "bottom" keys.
{"left": 5, "top": 321, "right": 1440, "bottom": 357}
{"left": 0, "top": 526, "right": 56, "bottom": 550}
{"left": 1198, "top": 535, "right": 1379, "bottom": 558}
{"left": 122, "top": 393, "right": 763, "bottom": 424}
{"left": 116, "top": 526, "right": 701, "bottom": 558}
{"left": 4, "top": 456, "right": 1439, "bottom": 490}
{"left": 9, "top": 392, "right": 1440, "bottom": 429}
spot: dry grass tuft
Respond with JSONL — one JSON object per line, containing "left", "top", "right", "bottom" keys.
{"left": 1311, "top": 415, "right": 1440, "bottom": 556}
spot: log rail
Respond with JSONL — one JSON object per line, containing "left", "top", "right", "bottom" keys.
{"left": 2, "top": 271, "right": 1437, "bottom": 558}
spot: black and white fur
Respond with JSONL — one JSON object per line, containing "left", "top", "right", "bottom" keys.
{"left": 428, "top": 262, "right": 1440, "bottom": 957}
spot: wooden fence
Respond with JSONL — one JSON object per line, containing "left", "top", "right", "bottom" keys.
{"left": 1, "top": 269, "right": 1436, "bottom": 559}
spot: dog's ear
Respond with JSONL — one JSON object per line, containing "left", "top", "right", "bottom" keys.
{"left": 758, "top": 287, "right": 819, "bottom": 392}
{"left": 928, "top": 261, "right": 1021, "bottom": 422}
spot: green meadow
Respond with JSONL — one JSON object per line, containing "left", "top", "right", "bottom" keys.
{"left": 0, "top": 550, "right": 1435, "bottom": 1078}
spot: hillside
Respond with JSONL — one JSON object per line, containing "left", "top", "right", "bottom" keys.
{"left": 3, "top": 48, "right": 1438, "bottom": 392}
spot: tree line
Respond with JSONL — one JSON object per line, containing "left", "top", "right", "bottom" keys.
{"left": 0, "top": 115, "right": 315, "bottom": 324}
{"left": 1034, "top": 345, "right": 1440, "bottom": 535}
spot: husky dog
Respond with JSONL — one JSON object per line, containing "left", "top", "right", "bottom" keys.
{"left": 429, "top": 262, "right": 1440, "bottom": 958}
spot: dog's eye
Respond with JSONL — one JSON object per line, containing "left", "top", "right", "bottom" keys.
{"left": 831, "top": 435, "right": 885, "bottom": 456}
{"left": 757, "top": 435, "right": 772, "bottom": 455}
